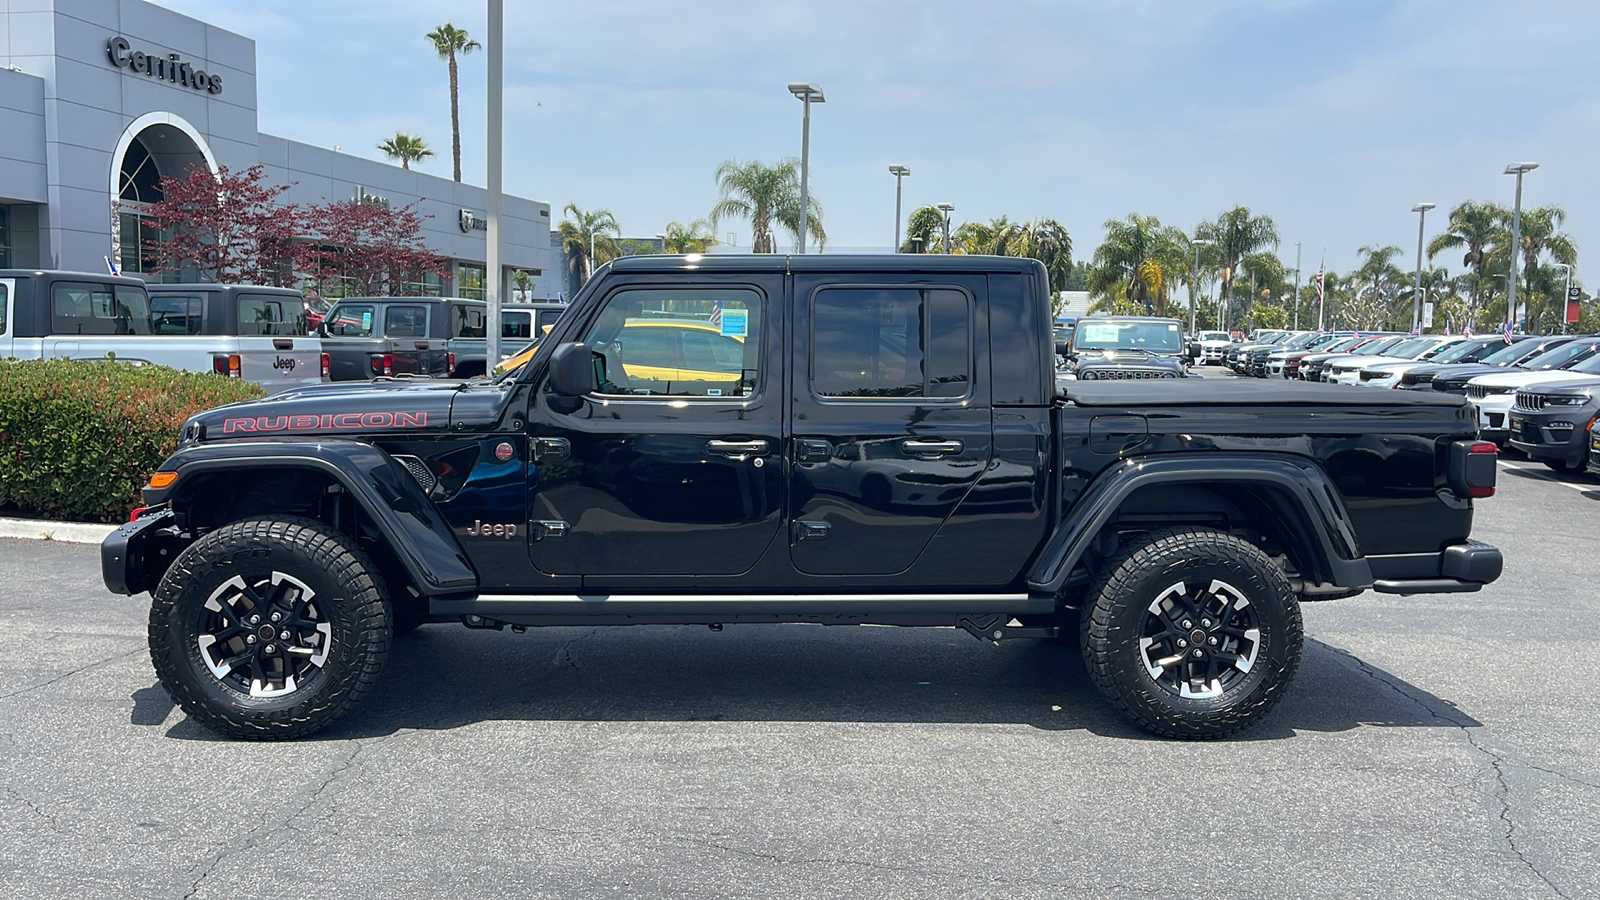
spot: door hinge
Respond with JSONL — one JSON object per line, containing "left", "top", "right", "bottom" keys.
{"left": 532, "top": 520, "right": 570, "bottom": 540}
{"left": 533, "top": 437, "right": 571, "bottom": 461}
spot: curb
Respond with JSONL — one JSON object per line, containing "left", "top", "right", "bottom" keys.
{"left": 0, "top": 516, "right": 117, "bottom": 545}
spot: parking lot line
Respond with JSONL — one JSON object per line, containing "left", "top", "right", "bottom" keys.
{"left": 1497, "top": 459, "right": 1597, "bottom": 494}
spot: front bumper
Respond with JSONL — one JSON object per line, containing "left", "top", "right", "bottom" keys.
{"left": 1368, "top": 540, "right": 1504, "bottom": 595}
{"left": 101, "top": 508, "right": 182, "bottom": 595}
{"left": 1470, "top": 396, "right": 1515, "bottom": 442}
{"left": 1588, "top": 427, "right": 1600, "bottom": 475}
{"left": 1508, "top": 409, "right": 1593, "bottom": 465}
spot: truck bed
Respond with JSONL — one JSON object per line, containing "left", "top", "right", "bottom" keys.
{"left": 1059, "top": 380, "right": 1470, "bottom": 407}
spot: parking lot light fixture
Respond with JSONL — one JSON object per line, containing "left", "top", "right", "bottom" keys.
{"left": 889, "top": 165, "right": 910, "bottom": 251}
{"left": 1411, "top": 203, "right": 1435, "bottom": 332}
{"left": 936, "top": 202, "right": 954, "bottom": 254}
{"left": 1504, "top": 163, "right": 1538, "bottom": 332}
{"left": 788, "top": 83, "right": 825, "bottom": 254}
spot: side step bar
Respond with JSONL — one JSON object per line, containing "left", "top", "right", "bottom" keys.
{"left": 435, "top": 592, "right": 1052, "bottom": 620}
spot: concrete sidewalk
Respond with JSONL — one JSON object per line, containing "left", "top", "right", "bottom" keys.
{"left": 0, "top": 516, "right": 117, "bottom": 544}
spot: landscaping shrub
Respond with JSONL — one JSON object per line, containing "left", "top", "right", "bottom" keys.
{"left": 0, "top": 359, "right": 264, "bottom": 522}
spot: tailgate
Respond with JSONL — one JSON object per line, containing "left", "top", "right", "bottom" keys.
{"left": 237, "top": 338, "right": 325, "bottom": 392}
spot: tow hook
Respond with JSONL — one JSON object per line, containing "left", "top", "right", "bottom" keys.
{"left": 955, "top": 614, "right": 1059, "bottom": 645}
{"left": 461, "top": 615, "right": 504, "bottom": 631}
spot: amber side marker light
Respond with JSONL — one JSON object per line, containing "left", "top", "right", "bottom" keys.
{"left": 147, "top": 472, "right": 178, "bottom": 489}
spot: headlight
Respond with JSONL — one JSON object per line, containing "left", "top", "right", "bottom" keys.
{"left": 1080, "top": 370, "right": 1098, "bottom": 380}
{"left": 1547, "top": 396, "right": 1589, "bottom": 406}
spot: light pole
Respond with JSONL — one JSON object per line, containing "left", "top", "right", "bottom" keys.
{"left": 1190, "top": 238, "right": 1212, "bottom": 334}
{"left": 888, "top": 165, "right": 910, "bottom": 252}
{"left": 1554, "top": 262, "right": 1573, "bottom": 334}
{"left": 788, "top": 83, "right": 824, "bottom": 254}
{"left": 1504, "top": 162, "right": 1538, "bottom": 332}
{"left": 1293, "top": 242, "right": 1302, "bottom": 330}
{"left": 485, "top": 0, "right": 504, "bottom": 367}
{"left": 1411, "top": 203, "right": 1435, "bottom": 333}
{"left": 936, "top": 203, "right": 954, "bottom": 254}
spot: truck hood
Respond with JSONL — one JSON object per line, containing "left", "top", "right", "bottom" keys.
{"left": 1468, "top": 370, "right": 1600, "bottom": 389}
{"left": 185, "top": 378, "right": 514, "bottom": 441}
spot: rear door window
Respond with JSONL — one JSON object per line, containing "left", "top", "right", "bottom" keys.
{"left": 501, "top": 311, "right": 531, "bottom": 340}
{"left": 384, "top": 305, "right": 428, "bottom": 338}
{"left": 50, "top": 282, "right": 153, "bottom": 335}
{"left": 237, "top": 295, "right": 303, "bottom": 336}
{"left": 811, "top": 287, "right": 971, "bottom": 399}
{"left": 326, "top": 304, "right": 375, "bottom": 337}
{"left": 150, "top": 295, "right": 204, "bottom": 335}
{"left": 454, "top": 304, "right": 487, "bottom": 338}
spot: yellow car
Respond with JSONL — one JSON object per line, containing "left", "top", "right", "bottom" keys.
{"left": 495, "top": 319, "right": 749, "bottom": 395}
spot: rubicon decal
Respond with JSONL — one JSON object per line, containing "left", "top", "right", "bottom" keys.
{"left": 222, "top": 412, "right": 429, "bottom": 433}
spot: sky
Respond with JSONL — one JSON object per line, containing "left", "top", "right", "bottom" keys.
{"left": 157, "top": 0, "right": 1600, "bottom": 283}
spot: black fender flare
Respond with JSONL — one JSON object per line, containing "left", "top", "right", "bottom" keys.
{"left": 1026, "top": 453, "right": 1373, "bottom": 594}
{"left": 145, "top": 439, "right": 478, "bottom": 595}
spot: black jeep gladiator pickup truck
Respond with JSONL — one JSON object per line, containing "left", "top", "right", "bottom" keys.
{"left": 102, "top": 255, "right": 1503, "bottom": 741}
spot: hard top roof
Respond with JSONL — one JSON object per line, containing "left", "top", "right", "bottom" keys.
{"left": 146, "top": 283, "right": 301, "bottom": 294}
{"left": 0, "top": 270, "right": 149, "bottom": 287}
{"left": 602, "top": 253, "right": 1045, "bottom": 275}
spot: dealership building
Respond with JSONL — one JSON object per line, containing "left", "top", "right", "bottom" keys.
{"left": 0, "top": 0, "right": 557, "bottom": 298}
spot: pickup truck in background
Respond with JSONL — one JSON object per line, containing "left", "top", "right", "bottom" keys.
{"left": 319, "top": 296, "right": 476, "bottom": 381}
{"left": 103, "top": 255, "right": 1503, "bottom": 742}
{"left": 446, "top": 300, "right": 572, "bottom": 377}
{"left": 0, "top": 272, "right": 328, "bottom": 393}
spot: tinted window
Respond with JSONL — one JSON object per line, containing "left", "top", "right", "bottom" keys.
{"left": 150, "top": 295, "right": 203, "bottom": 335}
{"left": 1527, "top": 341, "right": 1596, "bottom": 370}
{"left": 454, "top": 304, "right": 486, "bottom": 338}
{"left": 238, "top": 295, "right": 302, "bottom": 336}
{"left": 326, "top": 304, "right": 375, "bottom": 337}
{"left": 501, "top": 311, "right": 532, "bottom": 340}
{"left": 578, "top": 288, "right": 761, "bottom": 397}
{"left": 812, "top": 287, "right": 971, "bottom": 399}
{"left": 51, "top": 283, "right": 152, "bottom": 335}
{"left": 1072, "top": 319, "right": 1182, "bottom": 353}
{"left": 537, "top": 309, "right": 564, "bottom": 331}
{"left": 385, "top": 305, "right": 428, "bottom": 338}
{"left": 1, "top": 282, "right": 10, "bottom": 335}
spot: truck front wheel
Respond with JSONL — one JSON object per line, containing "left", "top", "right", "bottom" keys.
{"left": 147, "top": 516, "right": 392, "bottom": 740}
{"left": 1082, "top": 528, "right": 1302, "bottom": 739}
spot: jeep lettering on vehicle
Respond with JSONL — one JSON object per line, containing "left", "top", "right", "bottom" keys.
{"left": 221, "top": 412, "right": 429, "bottom": 433}
{"left": 273, "top": 356, "right": 298, "bottom": 371}
{"left": 467, "top": 520, "right": 518, "bottom": 539}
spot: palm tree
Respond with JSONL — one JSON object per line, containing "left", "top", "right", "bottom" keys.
{"left": 1427, "top": 200, "right": 1507, "bottom": 317}
{"left": 1011, "top": 218, "right": 1074, "bottom": 296}
{"left": 900, "top": 205, "right": 947, "bottom": 253}
{"left": 1197, "top": 206, "right": 1280, "bottom": 328}
{"left": 953, "top": 216, "right": 1020, "bottom": 255}
{"left": 1353, "top": 244, "right": 1407, "bottom": 327}
{"left": 708, "top": 158, "right": 824, "bottom": 253}
{"left": 376, "top": 132, "right": 434, "bottom": 170}
{"left": 425, "top": 24, "right": 480, "bottom": 183}
{"left": 659, "top": 219, "right": 719, "bottom": 253}
{"left": 557, "top": 204, "right": 621, "bottom": 289}
{"left": 1087, "top": 214, "right": 1184, "bottom": 315}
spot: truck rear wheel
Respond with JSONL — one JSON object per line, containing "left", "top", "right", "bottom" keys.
{"left": 147, "top": 516, "right": 391, "bottom": 740}
{"left": 1082, "top": 528, "right": 1302, "bottom": 739}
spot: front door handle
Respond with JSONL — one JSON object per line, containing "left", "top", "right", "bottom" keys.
{"left": 707, "top": 439, "right": 770, "bottom": 458}
{"left": 901, "top": 439, "right": 963, "bottom": 457}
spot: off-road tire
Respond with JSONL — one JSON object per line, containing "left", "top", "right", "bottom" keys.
{"left": 148, "top": 516, "right": 391, "bottom": 740}
{"left": 1082, "top": 528, "right": 1302, "bottom": 739}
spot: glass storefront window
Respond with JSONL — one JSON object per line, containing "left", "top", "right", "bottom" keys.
{"left": 0, "top": 206, "right": 10, "bottom": 268}
{"left": 458, "top": 263, "right": 486, "bottom": 300}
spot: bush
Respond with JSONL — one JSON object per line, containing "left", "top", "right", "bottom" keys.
{"left": 0, "top": 360, "right": 264, "bottom": 522}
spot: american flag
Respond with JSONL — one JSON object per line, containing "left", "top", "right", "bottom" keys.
{"left": 1464, "top": 325, "right": 1473, "bottom": 338}
{"left": 1502, "top": 320, "right": 1514, "bottom": 344}
{"left": 1315, "top": 266, "right": 1325, "bottom": 305}
{"left": 708, "top": 300, "right": 723, "bottom": 329}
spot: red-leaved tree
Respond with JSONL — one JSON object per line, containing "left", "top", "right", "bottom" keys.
{"left": 145, "top": 164, "right": 304, "bottom": 285}
{"left": 301, "top": 200, "right": 448, "bottom": 296}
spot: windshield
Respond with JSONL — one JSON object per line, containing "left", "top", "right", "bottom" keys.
{"left": 1525, "top": 341, "right": 1598, "bottom": 370}
{"left": 1074, "top": 319, "right": 1184, "bottom": 353}
{"left": 1353, "top": 336, "right": 1404, "bottom": 355}
{"left": 1319, "top": 336, "right": 1363, "bottom": 353}
{"left": 1430, "top": 340, "right": 1488, "bottom": 364}
{"left": 1281, "top": 333, "right": 1321, "bottom": 349}
{"left": 1388, "top": 338, "right": 1445, "bottom": 359}
{"left": 1566, "top": 353, "right": 1600, "bottom": 375}
{"left": 1481, "top": 340, "right": 1541, "bottom": 365}
{"left": 1197, "top": 331, "right": 1230, "bottom": 342}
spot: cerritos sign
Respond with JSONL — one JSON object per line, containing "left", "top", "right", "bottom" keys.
{"left": 105, "top": 36, "right": 224, "bottom": 95}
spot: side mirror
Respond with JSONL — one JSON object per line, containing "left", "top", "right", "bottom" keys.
{"left": 1187, "top": 342, "right": 1201, "bottom": 357}
{"left": 1054, "top": 340, "right": 1069, "bottom": 357}
{"left": 548, "top": 342, "right": 596, "bottom": 396}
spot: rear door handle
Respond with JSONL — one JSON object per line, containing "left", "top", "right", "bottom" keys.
{"left": 707, "top": 439, "right": 770, "bottom": 458}
{"left": 901, "top": 439, "right": 963, "bottom": 457}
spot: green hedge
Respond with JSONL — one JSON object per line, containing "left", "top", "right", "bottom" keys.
{"left": 0, "top": 359, "right": 264, "bottom": 523}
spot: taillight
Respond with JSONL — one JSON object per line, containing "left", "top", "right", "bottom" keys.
{"left": 321, "top": 352, "right": 331, "bottom": 379}
{"left": 211, "top": 354, "right": 239, "bottom": 377}
{"left": 1448, "top": 440, "right": 1498, "bottom": 499}
{"left": 447, "top": 351, "right": 456, "bottom": 374}
{"left": 227, "top": 355, "right": 241, "bottom": 378}
{"left": 370, "top": 354, "right": 392, "bottom": 376}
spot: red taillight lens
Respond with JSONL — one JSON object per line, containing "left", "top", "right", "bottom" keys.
{"left": 321, "top": 352, "right": 331, "bottom": 379}
{"left": 213, "top": 355, "right": 228, "bottom": 375}
{"left": 383, "top": 354, "right": 393, "bottom": 375}
{"left": 1450, "top": 440, "right": 1498, "bottom": 498}
{"left": 447, "top": 352, "right": 456, "bottom": 374}
{"left": 370, "top": 354, "right": 392, "bottom": 376}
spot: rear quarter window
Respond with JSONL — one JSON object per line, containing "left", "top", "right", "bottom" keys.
{"left": 237, "top": 295, "right": 304, "bottom": 336}
{"left": 384, "top": 305, "right": 428, "bottom": 338}
{"left": 454, "top": 304, "right": 487, "bottom": 338}
{"left": 151, "top": 295, "right": 204, "bottom": 335}
{"left": 50, "top": 282, "right": 153, "bottom": 335}
{"left": 325, "top": 304, "right": 375, "bottom": 337}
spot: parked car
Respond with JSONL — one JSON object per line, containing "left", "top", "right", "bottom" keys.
{"left": 1265, "top": 332, "right": 1352, "bottom": 378}
{"left": 1587, "top": 420, "right": 1600, "bottom": 478}
{"left": 1465, "top": 337, "right": 1600, "bottom": 444}
{"left": 1188, "top": 330, "right": 1235, "bottom": 365}
{"left": 1401, "top": 336, "right": 1577, "bottom": 393}
{"left": 1224, "top": 330, "right": 1290, "bottom": 372}
{"left": 1507, "top": 351, "right": 1600, "bottom": 471}
{"left": 1325, "top": 336, "right": 1466, "bottom": 385}
{"left": 0, "top": 271, "right": 328, "bottom": 393}
{"left": 105, "top": 253, "right": 1503, "bottom": 743}
{"left": 1303, "top": 335, "right": 1408, "bottom": 381}
{"left": 1060, "top": 316, "right": 1189, "bottom": 380}
{"left": 1361, "top": 337, "right": 1528, "bottom": 389}
{"left": 318, "top": 296, "right": 472, "bottom": 381}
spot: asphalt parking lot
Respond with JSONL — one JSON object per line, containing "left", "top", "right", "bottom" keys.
{"left": 2, "top": 409, "right": 1596, "bottom": 898}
